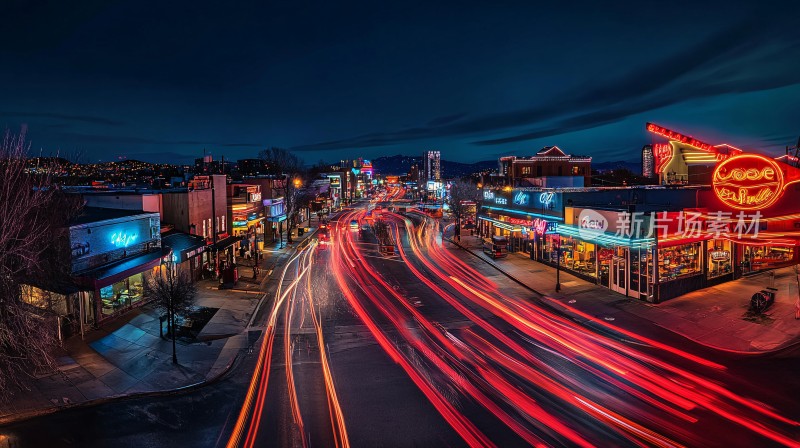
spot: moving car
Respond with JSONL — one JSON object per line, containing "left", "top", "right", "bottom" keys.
{"left": 349, "top": 220, "right": 359, "bottom": 230}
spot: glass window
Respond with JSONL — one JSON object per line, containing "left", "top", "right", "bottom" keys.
{"left": 100, "top": 273, "right": 145, "bottom": 316}
{"left": 658, "top": 242, "right": 701, "bottom": 282}
{"left": 741, "top": 245, "right": 794, "bottom": 274}
{"left": 572, "top": 240, "right": 596, "bottom": 277}
{"left": 707, "top": 239, "right": 733, "bottom": 279}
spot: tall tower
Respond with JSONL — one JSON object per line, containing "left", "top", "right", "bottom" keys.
{"left": 642, "top": 145, "right": 654, "bottom": 178}
{"left": 423, "top": 150, "right": 441, "bottom": 181}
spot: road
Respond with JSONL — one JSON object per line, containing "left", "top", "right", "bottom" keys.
{"left": 2, "top": 190, "right": 799, "bottom": 447}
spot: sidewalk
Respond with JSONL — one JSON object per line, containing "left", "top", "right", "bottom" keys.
{"left": 0, "top": 224, "right": 319, "bottom": 424}
{"left": 448, "top": 235, "right": 800, "bottom": 354}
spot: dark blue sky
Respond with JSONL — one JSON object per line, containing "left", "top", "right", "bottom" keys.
{"left": 2, "top": 0, "right": 800, "bottom": 164}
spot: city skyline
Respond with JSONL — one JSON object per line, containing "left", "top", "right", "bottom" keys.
{"left": 3, "top": 1, "right": 800, "bottom": 165}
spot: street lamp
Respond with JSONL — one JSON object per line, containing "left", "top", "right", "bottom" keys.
{"left": 164, "top": 253, "right": 178, "bottom": 364}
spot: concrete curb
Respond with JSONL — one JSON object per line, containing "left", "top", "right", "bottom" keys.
{"left": 444, "top": 236, "right": 800, "bottom": 356}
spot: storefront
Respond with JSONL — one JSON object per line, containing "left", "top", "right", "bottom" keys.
{"left": 539, "top": 207, "right": 656, "bottom": 300}
{"left": 162, "top": 231, "right": 208, "bottom": 281}
{"left": 478, "top": 188, "right": 563, "bottom": 254}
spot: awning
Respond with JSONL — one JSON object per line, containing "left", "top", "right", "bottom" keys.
{"left": 162, "top": 231, "right": 208, "bottom": 262}
{"left": 73, "top": 250, "right": 163, "bottom": 289}
{"left": 481, "top": 205, "right": 564, "bottom": 222}
{"left": 557, "top": 224, "right": 654, "bottom": 249}
{"left": 212, "top": 235, "right": 243, "bottom": 251}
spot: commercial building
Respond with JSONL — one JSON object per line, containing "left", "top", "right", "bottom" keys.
{"left": 498, "top": 146, "right": 592, "bottom": 187}
{"left": 642, "top": 145, "right": 655, "bottom": 179}
{"left": 227, "top": 183, "right": 263, "bottom": 237}
{"left": 478, "top": 124, "right": 800, "bottom": 302}
{"left": 22, "top": 207, "right": 164, "bottom": 335}
{"left": 423, "top": 150, "right": 441, "bottom": 182}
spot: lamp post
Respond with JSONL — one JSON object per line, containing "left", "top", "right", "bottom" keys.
{"left": 555, "top": 234, "right": 562, "bottom": 293}
{"left": 165, "top": 255, "right": 178, "bottom": 364}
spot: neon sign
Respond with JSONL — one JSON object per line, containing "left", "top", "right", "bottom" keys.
{"left": 710, "top": 250, "right": 730, "bottom": 262}
{"left": 513, "top": 191, "right": 529, "bottom": 205}
{"left": 713, "top": 154, "right": 784, "bottom": 211}
{"left": 507, "top": 217, "right": 548, "bottom": 235}
{"left": 653, "top": 143, "right": 673, "bottom": 174}
{"left": 646, "top": 123, "right": 714, "bottom": 152}
{"left": 110, "top": 231, "right": 137, "bottom": 248}
{"left": 538, "top": 192, "right": 554, "bottom": 207}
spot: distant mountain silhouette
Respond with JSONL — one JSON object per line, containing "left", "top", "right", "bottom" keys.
{"left": 592, "top": 160, "right": 641, "bottom": 174}
{"left": 371, "top": 154, "right": 496, "bottom": 177}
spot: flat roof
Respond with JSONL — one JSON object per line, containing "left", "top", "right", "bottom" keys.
{"left": 70, "top": 207, "right": 157, "bottom": 226}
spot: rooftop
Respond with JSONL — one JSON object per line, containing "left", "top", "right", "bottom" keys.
{"left": 70, "top": 207, "right": 157, "bottom": 226}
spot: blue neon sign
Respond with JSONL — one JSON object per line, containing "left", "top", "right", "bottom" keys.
{"left": 538, "top": 192, "right": 554, "bottom": 207}
{"left": 513, "top": 191, "right": 529, "bottom": 205}
{"left": 110, "top": 231, "right": 137, "bottom": 248}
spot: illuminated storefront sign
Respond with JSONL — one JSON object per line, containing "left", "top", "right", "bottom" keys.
{"left": 577, "top": 209, "right": 608, "bottom": 239}
{"left": 646, "top": 122, "right": 714, "bottom": 152}
{"left": 513, "top": 191, "right": 529, "bottom": 205}
{"left": 495, "top": 197, "right": 507, "bottom": 205}
{"left": 248, "top": 192, "right": 261, "bottom": 203}
{"left": 710, "top": 250, "right": 730, "bottom": 261}
{"left": 653, "top": 143, "right": 673, "bottom": 174}
{"left": 110, "top": 231, "right": 137, "bottom": 248}
{"left": 508, "top": 217, "right": 548, "bottom": 235}
{"left": 538, "top": 192, "right": 554, "bottom": 207}
{"left": 483, "top": 190, "right": 495, "bottom": 200}
{"left": 713, "top": 154, "right": 785, "bottom": 211}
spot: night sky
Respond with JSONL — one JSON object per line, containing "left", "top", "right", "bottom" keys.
{"left": 3, "top": 1, "right": 800, "bottom": 165}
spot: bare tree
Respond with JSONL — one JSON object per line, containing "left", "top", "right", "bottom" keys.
{"left": 259, "top": 147, "right": 306, "bottom": 243}
{"left": 446, "top": 179, "right": 481, "bottom": 241}
{"left": 143, "top": 265, "right": 197, "bottom": 364}
{"left": 0, "top": 129, "right": 81, "bottom": 401}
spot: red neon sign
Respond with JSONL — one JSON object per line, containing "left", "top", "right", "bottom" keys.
{"left": 653, "top": 143, "right": 673, "bottom": 174}
{"left": 712, "top": 154, "right": 785, "bottom": 211}
{"left": 646, "top": 123, "right": 714, "bottom": 152}
{"left": 507, "top": 217, "right": 548, "bottom": 235}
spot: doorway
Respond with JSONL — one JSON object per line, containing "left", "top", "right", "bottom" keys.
{"left": 611, "top": 251, "right": 627, "bottom": 295}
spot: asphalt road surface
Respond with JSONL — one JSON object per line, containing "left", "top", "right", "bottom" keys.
{"left": 2, "top": 192, "right": 799, "bottom": 447}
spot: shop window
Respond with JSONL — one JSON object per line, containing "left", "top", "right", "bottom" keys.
{"left": 658, "top": 243, "right": 701, "bottom": 282}
{"left": 741, "top": 245, "right": 794, "bottom": 274}
{"left": 100, "top": 273, "right": 145, "bottom": 316}
{"left": 542, "top": 235, "right": 596, "bottom": 278}
{"left": 707, "top": 240, "right": 733, "bottom": 279}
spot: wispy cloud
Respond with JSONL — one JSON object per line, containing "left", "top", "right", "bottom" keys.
{"left": 0, "top": 112, "right": 125, "bottom": 126}
{"left": 292, "top": 17, "right": 800, "bottom": 152}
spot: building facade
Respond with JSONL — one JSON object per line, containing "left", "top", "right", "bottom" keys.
{"left": 498, "top": 146, "right": 592, "bottom": 187}
{"left": 423, "top": 150, "right": 441, "bottom": 182}
{"left": 479, "top": 149, "right": 800, "bottom": 303}
{"left": 22, "top": 208, "right": 164, "bottom": 335}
